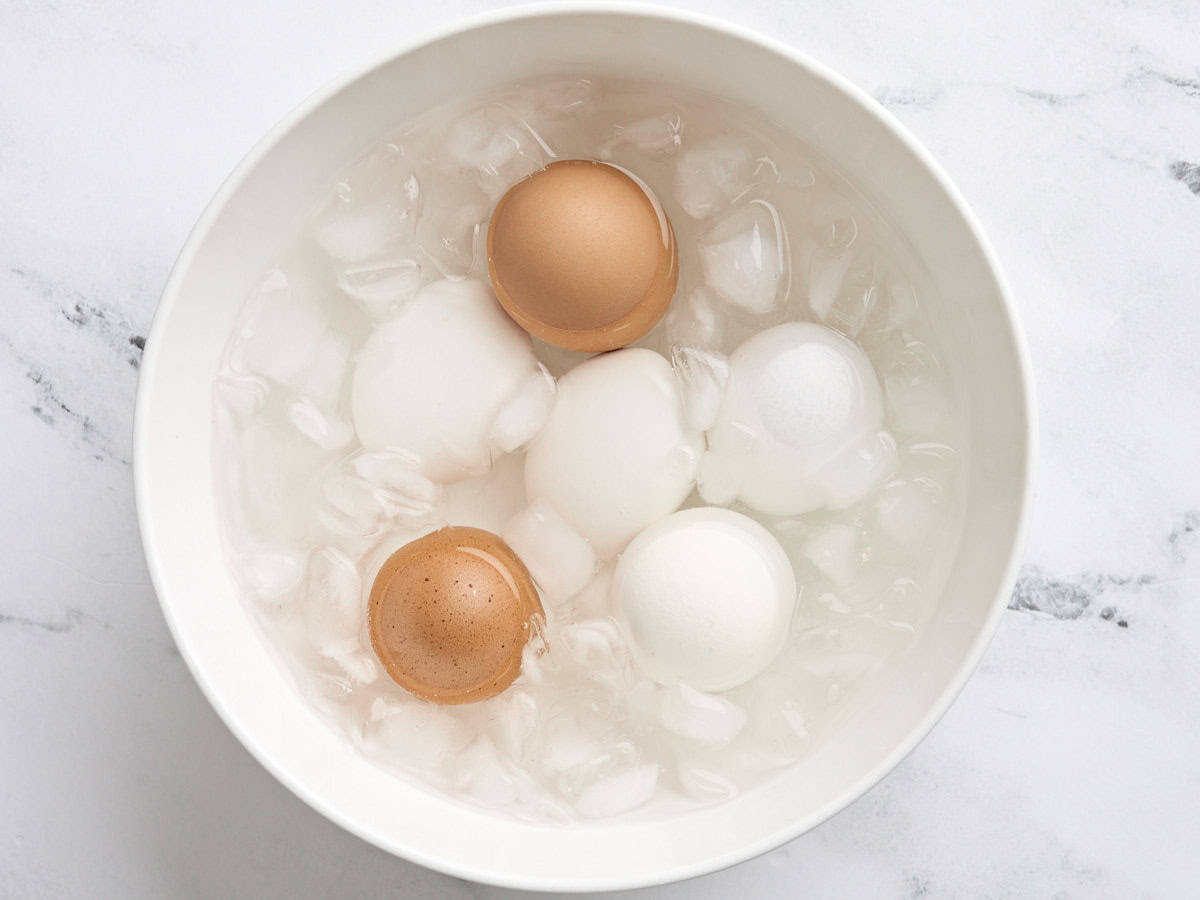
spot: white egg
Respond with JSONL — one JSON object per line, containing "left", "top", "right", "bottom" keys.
{"left": 524, "top": 348, "right": 703, "bottom": 559}
{"left": 351, "top": 279, "right": 549, "bottom": 483}
{"left": 700, "top": 322, "right": 897, "bottom": 516}
{"left": 612, "top": 508, "right": 796, "bottom": 692}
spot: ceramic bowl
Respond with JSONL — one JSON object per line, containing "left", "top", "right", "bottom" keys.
{"left": 134, "top": 4, "right": 1035, "bottom": 890}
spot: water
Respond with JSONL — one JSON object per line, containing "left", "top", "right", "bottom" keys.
{"left": 212, "top": 77, "right": 968, "bottom": 822}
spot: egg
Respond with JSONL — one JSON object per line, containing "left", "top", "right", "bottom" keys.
{"left": 487, "top": 159, "right": 678, "bottom": 352}
{"left": 700, "top": 322, "right": 897, "bottom": 516}
{"left": 368, "top": 526, "right": 543, "bottom": 704}
{"left": 523, "top": 347, "right": 703, "bottom": 559}
{"left": 351, "top": 279, "right": 551, "bottom": 484}
{"left": 612, "top": 507, "right": 796, "bottom": 692}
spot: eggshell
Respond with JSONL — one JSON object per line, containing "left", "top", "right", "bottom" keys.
{"left": 487, "top": 160, "right": 677, "bottom": 351}
{"left": 368, "top": 526, "right": 543, "bottom": 704}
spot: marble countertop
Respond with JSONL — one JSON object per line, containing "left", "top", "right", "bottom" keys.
{"left": 3, "top": 0, "right": 1198, "bottom": 896}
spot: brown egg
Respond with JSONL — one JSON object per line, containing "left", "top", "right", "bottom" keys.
{"left": 487, "top": 159, "right": 678, "bottom": 352}
{"left": 368, "top": 526, "right": 543, "bottom": 705}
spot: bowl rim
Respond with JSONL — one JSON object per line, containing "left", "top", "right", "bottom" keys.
{"left": 134, "top": 2, "right": 1037, "bottom": 890}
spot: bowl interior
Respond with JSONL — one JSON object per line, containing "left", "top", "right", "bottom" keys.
{"left": 135, "top": 6, "right": 1032, "bottom": 891}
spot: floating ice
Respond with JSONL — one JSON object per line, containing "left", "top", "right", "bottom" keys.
{"left": 453, "top": 737, "right": 519, "bottom": 806}
{"left": 488, "top": 364, "right": 556, "bottom": 455}
{"left": 238, "top": 422, "right": 331, "bottom": 544}
{"left": 412, "top": 175, "right": 489, "bottom": 278}
{"left": 675, "top": 136, "right": 773, "bottom": 219}
{"left": 539, "top": 716, "right": 607, "bottom": 775}
{"left": 445, "top": 106, "right": 551, "bottom": 197}
{"left": 799, "top": 523, "right": 861, "bottom": 587}
{"left": 574, "top": 764, "right": 658, "bottom": 818}
{"left": 434, "top": 450, "right": 528, "bottom": 535}
{"left": 700, "top": 323, "right": 897, "bottom": 516}
{"left": 235, "top": 269, "right": 338, "bottom": 398}
{"left": 675, "top": 136, "right": 752, "bottom": 218}
{"left": 671, "top": 345, "right": 730, "bottom": 432}
{"left": 664, "top": 287, "right": 725, "bottom": 353}
{"left": 313, "top": 143, "right": 421, "bottom": 263}
{"left": 659, "top": 683, "right": 748, "bottom": 748}
{"left": 524, "top": 78, "right": 595, "bottom": 118}
{"left": 699, "top": 200, "right": 789, "bottom": 315}
{"left": 351, "top": 279, "right": 548, "bottom": 483}
{"left": 502, "top": 499, "right": 595, "bottom": 605}
{"left": 213, "top": 373, "right": 269, "bottom": 422}
{"left": 875, "top": 332, "right": 953, "bottom": 437}
{"left": 875, "top": 477, "right": 945, "bottom": 547}
{"left": 600, "top": 111, "right": 683, "bottom": 159}
{"left": 239, "top": 549, "right": 304, "bottom": 602}
{"left": 524, "top": 348, "right": 703, "bottom": 558}
{"left": 489, "top": 690, "right": 538, "bottom": 764}
{"left": 286, "top": 397, "right": 354, "bottom": 450}
{"left": 366, "top": 699, "right": 473, "bottom": 775}
{"left": 677, "top": 760, "right": 737, "bottom": 801}
{"left": 337, "top": 258, "right": 422, "bottom": 320}
{"left": 303, "top": 546, "right": 363, "bottom": 658}
{"left": 558, "top": 619, "right": 629, "bottom": 679}
{"left": 348, "top": 449, "right": 440, "bottom": 514}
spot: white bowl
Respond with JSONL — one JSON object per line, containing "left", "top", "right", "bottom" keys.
{"left": 134, "top": 4, "right": 1035, "bottom": 891}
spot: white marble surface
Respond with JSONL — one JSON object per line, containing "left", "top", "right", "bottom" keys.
{"left": 2, "top": 0, "right": 1199, "bottom": 896}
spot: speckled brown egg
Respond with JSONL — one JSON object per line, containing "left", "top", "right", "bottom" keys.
{"left": 487, "top": 159, "right": 678, "bottom": 352}
{"left": 368, "top": 526, "right": 543, "bottom": 704}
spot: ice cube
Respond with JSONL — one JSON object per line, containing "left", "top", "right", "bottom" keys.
{"left": 234, "top": 269, "right": 329, "bottom": 392}
{"left": 490, "top": 690, "right": 539, "bottom": 763}
{"left": 313, "top": 143, "right": 421, "bottom": 263}
{"left": 677, "top": 760, "right": 737, "bottom": 801}
{"left": 574, "top": 764, "right": 658, "bottom": 818}
{"left": 524, "top": 78, "right": 595, "bottom": 118}
{"left": 488, "top": 364, "right": 556, "bottom": 454}
{"left": 558, "top": 618, "right": 628, "bottom": 675}
{"left": 699, "top": 200, "right": 790, "bottom": 315}
{"left": 799, "top": 523, "right": 861, "bottom": 587}
{"left": 658, "top": 683, "right": 748, "bottom": 748}
{"left": 807, "top": 246, "right": 854, "bottom": 322}
{"left": 569, "top": 565, "right": 615, "bottom": 620}
{"left": 453, "top": 737, "right": 519, "bottom": 806}
{"left": 885, "top": 375, "right": 953, "bottom": 437}
{"left": 303, "top": 546, "right": 363, "bottom": 657}
{"left": 327, "top": 649, "right": 378, "bottom": 685}
{"left": 821, "top": 430, "right": 899, "bottom": 510}
{"left": 671, "top": 345, "right": 729, "bottom": 431}
{"left": 322, "top": 472, "right": 425, "bottom": 536}
{"left": 816, "top": 250, "right": 883, "bottom": 339}
{"left": 240, "top": 549, "right": 304, "bottom": 602}
{"left": 539, "top": 716, "right": 607, "bottom": 774}
{"left": 239, "top": 422, "right": 331, "bottom": 544}
{"left": 213, "top": 373, "right": 269, "bottom": 421}
{"left": 412, "top": 176, "right": 490, "bottom": 278}
{"left": 349, "top": 450, "right": 440, "bottom": 514}
{"left": 674, "top": 136, "right": 769, "bottom": 219}
{"left": 664, "top": 287, "right": 725, "bottom": 353}
{"left": 337, "top": 258, "right": 423, "bottom": 320}
{"left": 434, "top": 449, "right": 527, "bottom": 535}
{"left": 286, "top": 397, "right": 354, "bottom": 450}
{"left": 599, "top": 111, "right": 683, "bottom": 159}
{"left": 445, "top": 106, "right": 550, "bottom": 197}
{"left": 366, "top": 700, "right": 472, "bottom": 775}
{"left": 875, "top": 476, "right": 945, "bottom": 547}
{"left": 876, "top": 332, "right": 953, "bottom": 437}
{"left": 502, "top": 500, "right": 595, "bottom": 605}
